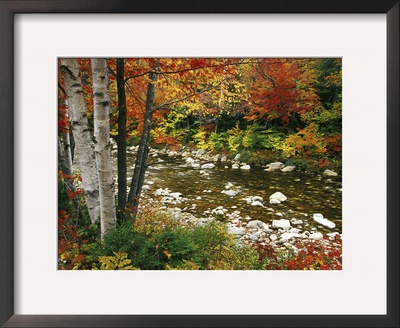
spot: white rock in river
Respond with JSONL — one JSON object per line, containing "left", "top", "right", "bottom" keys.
{"left": 201, "top": 163, "right": 215, "bottom": 169}
{"left": 265, "top": 162, "right": 284, "bottom": 171}
{"left": 247, "top": 220, "right": 265, "bottom": 229}
{"left": 225, "top": 182, "right": 234, "bottom": 189}
{"left": 323, "top": 169, "right": 338, "bottom": 177}
{"left": 232, "top": 163, "right": 240, "bottom": 169}
{"left": 280, "top": 232, "right": 301, "bottom": 240}
{"left": 272, "top": 219, "right": 291, "bottom": 229}
{"left": 309, "top": 232, "right": 324, "bottom": 240}
{"left": 269, "top": 192, "right": 287, "bottom": 203}
{"left": 281, "top": 166, "right": 296, "bottom": 172}
{"left": 290, "top": 218, "right": 303, "bottom": 225}
{"left": 222, "top": 189, "right": 239, "bottom": 196}
{"left": 251, "top": 200, "right": 264, "bottom": 207}
{"left": 240, "top": 164, "right": 251, "bottom": 170}
{"left": 269, "top": 198, "right": 281, "bottom": 205}
{"left": 234, "top": 154, "right": 241, "bottom": 161}
{"left": 313, "top": 213, "right": 336, "bottom": 229}
{"left": 228, "top": 226, "right": 246, "bottom": 235}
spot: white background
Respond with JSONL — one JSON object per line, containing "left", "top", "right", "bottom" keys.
{"left": 14, "top": 14, "right": 387, "bottom": 315}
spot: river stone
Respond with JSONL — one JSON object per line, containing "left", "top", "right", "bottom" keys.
{"left": 201, "top": 163, "right": 215, "bottom": 169}
{"left": 249, "top": 233, "right": 261, "bottom": 241}
{"left": 265, "top": 162, "right": 284, "bottom": 171}
{"left": 280, "top": 232, "right": 301, "bottom": 240}
{"left": 170, "top": 192, "right": 182, "bottom": 199}
{"left": 232, "top": 163, "right": 240, "bottom": 169}
{"left": 269, "top": 192, "right": 287, "bottom": 203}
{"left": 313, "top": 213, "right": 336, "bottom": 229}
{"left": 222, "top": 189, "right": 239, "bottom": 196}
{"left": 196, "top": 149, "right": 207, "bottom": 156}
{"left": 272, "top": 219, "right": 291, "bottom": 229}
{"left": 221, "top": 156, "right": 227, "bottom": 162}
{"left": 270, "top": 234, "right": 278, "bottom": 241}
{"left": 240, "top": 164, "right": 251, "bottom": 170}
{"left": 309, "top": 232, "right": 324, "bottom": 240}
{"left": 290, "top": 218, "right": 303, "bottom": 225}
{"left": 228, "top": 226, "right": 246, "bottom": 235}
{"left": 234, "top": 154, "right": 241, "bottom": 161}
{"left": 251, "top": 200, "right": 264, "bottom": 207}
{"left": 281, "top": 166, "right": 296, "bottom": 172}
{"left": 247, "top": 220, "right": 264, "bottom": 229}
{"left": 211, "top": 155, "right": 220, "bottom": 162}
{"left": 185, "top": 157, "right": 195, "bottom": 164}
{"left": 323, "top": 169, "right": 338, "bottom": 177}
{"left": 225, "top": 182, "right": 234, "bottom": 189}
{"left": 154, "top": 188, "right": 171, "bottom": 196}
{"left": 269, "top": 198, "right": 281, "bottom": 205}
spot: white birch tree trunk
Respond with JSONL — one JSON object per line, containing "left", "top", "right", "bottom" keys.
{"left": 91, "top": 58, "right": 116, "bottom": 237}
{"left": 60, "top": 58, "right": 100, "bottom": 224}
{"left": 59, "top": 98, "right": 73, "bottom": 174}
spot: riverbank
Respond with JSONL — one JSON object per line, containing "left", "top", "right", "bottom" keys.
{"left": 121, "top": 144, "right": 342, "bottom": 269}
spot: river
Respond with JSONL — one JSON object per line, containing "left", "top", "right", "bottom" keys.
{"left": 113, "top": 146, "right": 342, "bottom": 235}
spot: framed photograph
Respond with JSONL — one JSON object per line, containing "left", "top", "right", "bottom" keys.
{"left": 1, "top": 1, "right": 398, "bottom": 327}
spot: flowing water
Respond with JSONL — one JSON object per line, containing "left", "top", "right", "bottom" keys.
{"left": 114, "top": 148, "right": 342, "bottom": 234}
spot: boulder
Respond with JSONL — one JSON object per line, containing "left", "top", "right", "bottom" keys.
{"left": 313, "top": 213, "right": 336, "bottom": 229}
{"left": 211, "top": 155, "right": 220, "bottom": 162}
{"left": 222, "top": 189, "right": 239, "bottom": 197}
{"left": 232, "top": 163, "right": 240, "bottom": 169}
{"left": 228, "top": 226, "right": 246, "bottom": 235}
{"left": 246, "top": 220, "right": 265, "bottom": 229}
{"left": 251, "top": 200, "right": 264, "bottom": 207}
{"left": 196, "top": 149, "right": 207, "bottom": 157}
{"left": 265, "top": 162, "right": 284, "bottom": 171}
{"left": 309, "top": 232, "right": 324, "bottom": 240}
{"left": 269, "top": 234, "right": 278, "bottom": 241}
{"left": 272, "top": 219, "right": 291, "bottom": 229}
{"left": 323, "top": 169, "right": 338, "bottom": 177}
{"left": 280, "top": 232, "right": 301, "bottom": 240}
{"left": 201, "top": 163, "right": 215, "bottom": 169}
{"left": 281, "top": 166, "right": 296, "bottom": 172}
{"left": 234, "top": 154, "right": 241, "bottom": 161}
{"left": 269, "top": 198, "right": 281, "bottom": 205}
{"left": 240, "top": 164, "right": 251, "bottom": 170}
{"left": 269, "top": 192, "right": 287, "bottom": 203}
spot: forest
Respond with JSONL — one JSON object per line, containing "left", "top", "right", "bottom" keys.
{"left": 58, "top": 58, "right": 342, "bottom": 270}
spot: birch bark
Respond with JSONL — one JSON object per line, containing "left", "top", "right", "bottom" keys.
{"left": 60, "top": 58, "right": 100, "bottom": 224}
{"left": 91, "top": 58, "right": 117, "bottom": 237}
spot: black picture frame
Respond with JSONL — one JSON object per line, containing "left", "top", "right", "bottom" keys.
{"left": 1, "top": 1, "right": 398, "bottom": 327}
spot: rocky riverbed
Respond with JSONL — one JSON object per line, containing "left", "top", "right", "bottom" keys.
{"left": 112, "top": 143, "right": 342, "bottom": 255}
